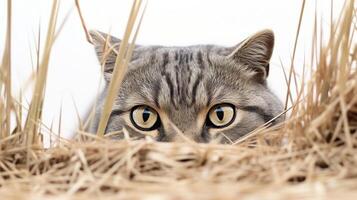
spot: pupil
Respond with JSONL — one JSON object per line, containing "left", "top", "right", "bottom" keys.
{"left": 142, "top": 108, "right": 150, "bottom": 122}
{"left": 216, "top": 107, "right": 224, "bottom": 121}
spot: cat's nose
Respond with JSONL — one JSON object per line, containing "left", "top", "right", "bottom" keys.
{"left": 170, "top": 130, "right": 208, "bottom": 143}
{"left": 164, "top": 122, "right": 207, "bottom": 143}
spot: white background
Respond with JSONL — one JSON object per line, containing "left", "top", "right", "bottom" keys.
{"left": 0, "top": 0, "right": 345, "bottom": 138}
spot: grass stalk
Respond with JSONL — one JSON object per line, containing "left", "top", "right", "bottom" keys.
{"left": 96, "top": 0, "right": 145, "bottom": 136}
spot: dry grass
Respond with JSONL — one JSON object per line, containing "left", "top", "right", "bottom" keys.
{"left": 0, "top": 0, "right": 357, "bottom": 199}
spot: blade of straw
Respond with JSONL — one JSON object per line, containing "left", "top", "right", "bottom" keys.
{"left": 96, "top": 0, "right": 144, "bottom": 136}
{"left": 284, "top": 0, "right": 306, "bottom": 110}
{"left": 23, "top": 0, "right": 59, "bottom": 165}
{"left": 75, "top": 0, "right": 93, "bottom": 44}
{"left": 0, "top": 0, "right": 12, "bottom": 138}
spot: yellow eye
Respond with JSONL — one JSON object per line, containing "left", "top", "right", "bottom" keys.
{"left": 207, "top": 104, "right": 236, "bottom": 128}
{"left": 130, "top": 106, "right": 161, "bottom": 131}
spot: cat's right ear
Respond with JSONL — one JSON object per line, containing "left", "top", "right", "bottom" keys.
{"left": 89, "top": 30, "right": 121, "bottom": 81}
{"left": 228, "top": 29, "right": 274, "bottom": 83}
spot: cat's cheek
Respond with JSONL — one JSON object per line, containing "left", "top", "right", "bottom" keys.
{"left": 105, "top": 115, "right": 126, "bottom": 133}
{"left": 207, "top": 109, "right": 247, "bottom": 136}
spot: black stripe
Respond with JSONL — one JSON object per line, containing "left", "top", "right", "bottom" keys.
{"left": 196, "top": 51, "right": 204, "bottom": 69}
{"left": 185, "top": 53, "right": 189, "bottom": 63}
{"left": 164, "top": 73, "right": 176, "bottom": 108}
{"left": 185, "top": 69, "right": 192, "bottom": 101}
{"left": 175, "top": 65, "right": 181, "bottom": 98}
{"left": 206, "top": 48, "right": 213, "bottom": 66}
{"left": 153, "top": 80, "right": 161, "bottom": 108}
{"left": 162, "top": 52, "right": 169, "bottom": 68}
{"left": 191, "top": 73, "right": 203, "bottom": 105}
{"left": 179, "top": 53, "right": 184, "bottom": 65}
{"left": 187, "top": 69, "right": 192, "bottom": 87}
{"left": 241, "top": 106, "right": 274, "bottom": 123}
{"left": 205, "top": 83, "right": 212, "bottom": 107}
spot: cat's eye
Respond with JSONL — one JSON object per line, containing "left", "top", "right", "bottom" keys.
{"left": 130, "top": 105, "right": 161, "bottom": 131}
{"left": 206, "top": 104, "right": 236, "bottom": 128}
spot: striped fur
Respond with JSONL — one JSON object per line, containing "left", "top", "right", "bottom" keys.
{"left": 88, "top": 30, "right": 284, "bottom": 143}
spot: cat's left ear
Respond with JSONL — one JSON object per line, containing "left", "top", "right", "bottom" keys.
{"left": 89, "top": 30, "right": 121, "bottom": 80}
{"left": 229, "top": 29, "right": 274, "bottom": 82}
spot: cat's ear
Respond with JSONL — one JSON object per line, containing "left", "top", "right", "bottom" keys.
{"left": 89, "top": 30, "right": 121, "bottom": 80}
{"left": 229, "top": 29, "right": 274, "bottom": 82}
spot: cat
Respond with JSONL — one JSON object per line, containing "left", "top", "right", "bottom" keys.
{"left": 87, "top": 29, "right": 284, "bottom": 143}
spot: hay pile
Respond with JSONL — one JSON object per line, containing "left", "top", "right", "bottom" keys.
{"left": 0, "top": 0, "right": 356, "bottom": 199}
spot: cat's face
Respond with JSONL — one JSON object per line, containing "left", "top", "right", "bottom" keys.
{"left": 88, "top": 30, "right": 284, "bottom": 143}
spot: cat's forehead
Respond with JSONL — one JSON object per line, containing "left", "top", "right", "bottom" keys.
{"left": 128, "top": 45, "right": 237, "bottom": 76}
{"left": 116, "top": 44, "right": 255, "bottom": 114}
{"left": 123, "top": 46, "right": 216, "bottom": 108}
{"left": 133, "top": 44, "right": 232, "bottom": 60}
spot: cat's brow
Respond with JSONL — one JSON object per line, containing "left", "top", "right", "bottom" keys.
{"left": 240, "top": 106, "right": 274, "bottom": 123}
{"left": 109, "top": 109, "right": 126, "bottom": 117}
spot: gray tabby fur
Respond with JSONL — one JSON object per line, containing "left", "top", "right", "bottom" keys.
{"left": 87, "top": 30, "right": 284, "bottom": 143}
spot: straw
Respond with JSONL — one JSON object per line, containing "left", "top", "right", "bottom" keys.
{"left": 0, "top": 0, "right": 356, "bottom": 199}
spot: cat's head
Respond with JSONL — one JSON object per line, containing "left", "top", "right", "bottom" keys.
{"left": 89, "top": 30, "right": 284, "bottom": 143}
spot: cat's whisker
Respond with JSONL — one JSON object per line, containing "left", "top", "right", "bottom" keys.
{"left": 233, "top": 104, "right": 294, "bottom": 145}
{"left": 219, "top": 132, "right": 234, "bottom": 144}
{"left": 104, "top": 130, "right": 124, "bottom": 138}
